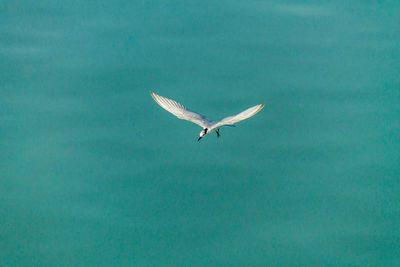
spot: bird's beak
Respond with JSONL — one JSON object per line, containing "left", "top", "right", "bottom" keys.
{"left": 197, "top": 137, "right": 202, "bottom": 142}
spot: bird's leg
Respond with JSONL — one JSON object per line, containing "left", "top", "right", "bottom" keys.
{"left": 216, "top": 129, "right": 220, "bottom": 137}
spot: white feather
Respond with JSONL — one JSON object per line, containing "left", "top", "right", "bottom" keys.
{"left": 150, "top": 92, "right": 212, "bottom": 128}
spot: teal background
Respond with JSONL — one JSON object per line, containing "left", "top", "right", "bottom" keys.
{"left": 1, "top": 1, "right": 400, "bottom": 266}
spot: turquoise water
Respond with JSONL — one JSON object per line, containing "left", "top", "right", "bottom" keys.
{"left": 2, "top": 1, "right": 400, "bottom": 266}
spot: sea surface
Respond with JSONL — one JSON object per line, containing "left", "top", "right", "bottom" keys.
{"left": 1, "top": 1, "right": 400, "bottom": 266}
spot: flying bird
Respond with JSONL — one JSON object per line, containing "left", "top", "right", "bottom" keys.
{"left": 150, "top": 91, "right": 265, "bottom": 141}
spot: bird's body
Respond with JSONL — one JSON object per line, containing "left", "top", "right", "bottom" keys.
{"left": 150, "top": 92, "right": 265, "bottom": 141}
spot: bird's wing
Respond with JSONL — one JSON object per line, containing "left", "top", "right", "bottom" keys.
{"left": 215, "top": 104, "right": 265, "bottom": 127}
{"left": 150, "top": 92, "right": 211, "bottom": 128}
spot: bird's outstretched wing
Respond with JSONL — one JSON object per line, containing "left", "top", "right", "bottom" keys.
{"left": 215, "top": 104, "right": 265, "bottom": 128}
{"left": 150, "top": 92, "right": 211, "bottom": 128}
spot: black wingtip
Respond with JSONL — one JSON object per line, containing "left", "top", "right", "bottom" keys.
{"left": 197, "top": 137, "right": 202, "bottom": 142}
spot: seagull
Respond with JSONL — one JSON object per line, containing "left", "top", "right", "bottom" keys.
{"left": 150, "top": 91, "right": 265, "bottom": 141}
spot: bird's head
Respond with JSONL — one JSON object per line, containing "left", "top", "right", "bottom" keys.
{"left": 197, "top": 128, "right": 208, "bottom": 142}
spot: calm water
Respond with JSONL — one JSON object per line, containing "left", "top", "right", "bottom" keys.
{"left": 2, "top": 1, "right": 400, "bottom": 266}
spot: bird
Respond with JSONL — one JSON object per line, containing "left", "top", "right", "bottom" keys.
{"left": 150, "top": 91, "right": 265, "bottom": 141}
